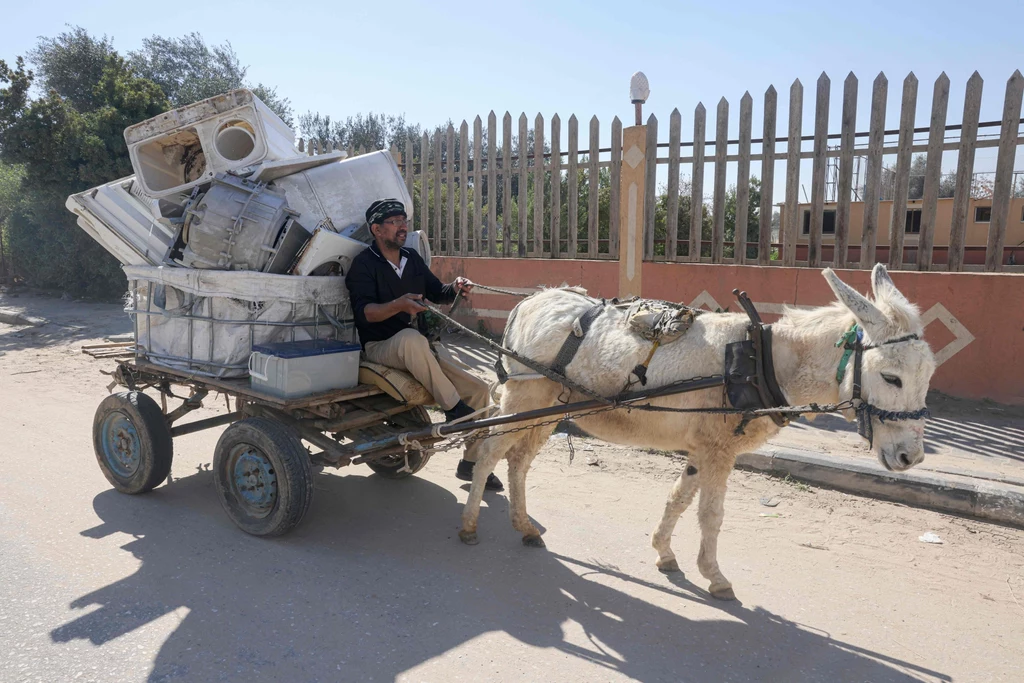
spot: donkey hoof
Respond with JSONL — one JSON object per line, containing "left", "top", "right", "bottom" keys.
{"left": 656, "top": 558, "right": 681, "bottom": 574}
{"left": 710, "top": 585, "right": 736, "bottom": 601}
{"left": 459, "top": 530, "right": 479, "bottom": 545}
{"left": 522, "top": 534, "right": 546, "bottom": 548}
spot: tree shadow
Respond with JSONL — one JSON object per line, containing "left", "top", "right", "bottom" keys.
{"left": 0, "top": 295, "right": 130, "bottom": 354}
{"left": 51, "top": 468, "right": 950, "bottom": 682}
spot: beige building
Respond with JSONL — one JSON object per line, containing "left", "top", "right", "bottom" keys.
{"left": 785, "top": 196, "right": 1024, "bottom": 265}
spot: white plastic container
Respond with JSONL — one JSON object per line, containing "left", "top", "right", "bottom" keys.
{"left": 248, "top": 339, "right": 361, "bottom": 398}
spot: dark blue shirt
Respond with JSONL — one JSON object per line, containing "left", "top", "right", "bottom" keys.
{"left": 345, "top": 242, "right": 456, "bottom": 347}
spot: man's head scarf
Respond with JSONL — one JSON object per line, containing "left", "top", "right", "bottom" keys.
{"left": 366, "top": 199, "right": 407, "bottom": 227}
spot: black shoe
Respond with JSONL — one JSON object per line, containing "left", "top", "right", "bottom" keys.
{"left": 455, "top": 459, "right": 504, "bottom": 491}
{"left": 444, "top": 400, "right": 476, "bottom": 422}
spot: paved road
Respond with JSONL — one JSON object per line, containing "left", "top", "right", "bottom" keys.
{"left": 2, "top": 293, "right": 1023, "bottom": 682}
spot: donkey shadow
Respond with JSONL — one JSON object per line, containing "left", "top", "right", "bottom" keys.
{"left": 52, "top": 469, "right": 950, "bottom": 682}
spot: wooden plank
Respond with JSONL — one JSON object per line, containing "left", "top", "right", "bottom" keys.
{"left": 502, "top": 112, "right": 512, "bottom": 256}
{"left": 568, "top": 114, "right": 579, "bottom": 258}
{"left": 986, "top": 69, "right": 1024, "bottom": 272}
{"left": 948, "top": 72, "right": 983, "bottom": 272}
{"left": 808, "top": 72, "right": 830, "bottom": 268}
{"left": 446, "top": 124, "right": 456, "bottom": 256}
{"left": 758, "top": 86, "right": 777, "bottom": 265}
{"left": 609, "top": 116, "right": 622, "bottom": 259}
{"left": 133, "top": 360, "right": 382, "bottom": 409}
{"left": 404, "top": 137, "right": 414, "bottom": 203}
{"left": 534, "top": 113, "right": 545, "bottom": 255}
{"left": 487, "top": 111, "right": 498, "bottom": 257}
{"left": 918, "top": 73, "right": 950, "bottom": 271}
{"left": 550, "top": 114, "right": 562, "bottom": 257}
{"left": 473, "top": 115, "right": 483, "bottom": 256}
{"left": 517, "top": 113, "right": 528, "bottom": 257}
{"left": 459, "top": 121, "right": 469, "bottom": 256}
{"left": 783, "top": 79, "right": 803, "bottom": 267}
{"left": 434, "top": 131, "right": 442, "bottom": 253}
{"left": 588, "top": 116, "right": 600, "bottom": 257}
{"left": 689, "top": 103, "right": 706, "bottom": 261}
{"left": 421, "top": 132, "right": 430, "bottom": 244}
{"left": 835, "top": 72, "right": 858, "bottom": 269}
{"left": 644, "top": 114, "right": 658, "bottom": 260}
{"left": 711, "top": 99, "right": 729, "bottom": 263}
{"left": 666, "top": 108, "right": 682, "bottom": 261}
{"left": 736, "top": 93, "right": 753, "bottom": 264}
{"left": 861, "top": 73, "right": 888, "bottom": 269}
{"left": 888, "top": 72, "right": 918, "bottom": 270}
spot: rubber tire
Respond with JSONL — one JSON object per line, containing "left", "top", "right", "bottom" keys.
{"left": 92, "top": 391, "right": 173, "bottom": 495}
{"left": 213, "top": 417, "right": 314, "bottom": 537}
{"left": 365, "top": 450, "right": 431, "bottom": 479}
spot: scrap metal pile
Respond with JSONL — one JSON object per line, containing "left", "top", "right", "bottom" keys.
{"left": 66, "top": 89, "right": 428, "bottom": 379}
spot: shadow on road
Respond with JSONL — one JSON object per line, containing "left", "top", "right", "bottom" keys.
{"left": 52, "top": 467, "right": 949, "bottom": 682}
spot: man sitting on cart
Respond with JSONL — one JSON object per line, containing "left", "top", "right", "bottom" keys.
{"left": 345, "top": 199, "right": 503, "bottom": 491}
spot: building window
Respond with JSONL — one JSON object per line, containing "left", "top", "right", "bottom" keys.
{"left": 802, "top": 209, "right": 836, "bottom": 235}
{"left": 905, "top": 209, "right": 922, "bottom": 234}
{"left": 975, "top": 206, "right": 992, "bottom": 223}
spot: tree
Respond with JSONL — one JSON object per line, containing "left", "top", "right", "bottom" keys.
{"left": 299, "top": 111, "right": 420, "bottom": 154}
{"left": 27, "top": 26, "right": 115, "bottom": 112}
{"left": 129, "top": 33, "right": 293, "bottom": 126}
{"left": 0, "top": 163, "right": 25, "bottom": 283}
{"left": 0, "top": 49, "right": 170, "bottom": 297}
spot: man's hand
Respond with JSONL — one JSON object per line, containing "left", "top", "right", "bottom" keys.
{"left": 362, "top": 293, "right": 427, "bottom": 322}
{"left": 453, "top": 277, "right": 474, "bottom": 294}
{"left": 394, "top": 293, "right": 428, "bottom": 315}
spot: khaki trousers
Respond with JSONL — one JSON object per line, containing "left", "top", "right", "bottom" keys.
{"left": 363, "top": 328, "right": 490, "bottom": 411}
{"left": 363, "top": 329, "right": 490, "bottom": 462}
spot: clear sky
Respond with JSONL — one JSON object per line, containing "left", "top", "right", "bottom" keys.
{"left": 3, "top": 0, "right": 1022, "bottom": 193}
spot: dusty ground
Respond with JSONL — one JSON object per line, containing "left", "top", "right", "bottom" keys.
{"left": 1, "top": 291, "right": 1023, "bottom": 682}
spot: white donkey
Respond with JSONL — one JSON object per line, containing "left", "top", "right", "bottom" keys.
{"left": 459, "top": 264, "right": 935, "bottom": 600}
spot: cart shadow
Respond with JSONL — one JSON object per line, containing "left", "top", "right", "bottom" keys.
{"left": 52, "top": 469, "right": 950, "bottom": 682}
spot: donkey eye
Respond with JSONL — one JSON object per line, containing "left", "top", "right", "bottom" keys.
{"left": 881, "top": 374, "right": 903, "bottom": 389}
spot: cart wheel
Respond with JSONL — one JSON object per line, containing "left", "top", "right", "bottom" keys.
{"left": 93, "top": 391, "right": 173, "bottom": 494}
{"left": 366, "top": 450, "right": 431, "bottom": 479}
{"left": 213, "top": 417, "right": 313, "bottom": 537}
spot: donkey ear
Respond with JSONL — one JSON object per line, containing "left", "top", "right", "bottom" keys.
{"left": 822, "top": 268, "right": 885, "bottom": 330}
{"left": 870, "top": 263, "right": 910, "bottom": 307}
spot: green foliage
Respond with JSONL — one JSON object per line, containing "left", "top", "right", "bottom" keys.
{"left": 129, "top": 32, "right": 293, "bottom": 126}
{"left": 299, "top": 111, "right": 421, "bottom": 155}
{"left": 27, "top": 26, "right": 115, "bottom": 111}
{"left": 1, "top": 43, "right": 170, "bottom": 297}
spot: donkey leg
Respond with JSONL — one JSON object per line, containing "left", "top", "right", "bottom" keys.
{"left": 651, "top": 464, "right": 701, "bottom": 573}
{"left": 507, "top": 421, "right": 558, "bottom": 547}
{"left": 460, "top": 380, "right": 561, "bottom": 546}
{"left": 696, "top": 456, "right": 737, "bottom": 600}
{"left": 459, "top": 434, "right": 506, "bottom": 546}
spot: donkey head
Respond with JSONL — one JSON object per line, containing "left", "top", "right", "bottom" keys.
{"left": 823, "top": 264, "right": 936, "bottom": 471}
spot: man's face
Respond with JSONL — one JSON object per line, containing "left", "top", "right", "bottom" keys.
{"left": 373, "top": 215, "right": 408, "bottom": 249}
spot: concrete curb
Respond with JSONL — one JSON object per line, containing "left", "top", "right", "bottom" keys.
{"left": 737, "top": 447, "right": 1024, "bottom": 530}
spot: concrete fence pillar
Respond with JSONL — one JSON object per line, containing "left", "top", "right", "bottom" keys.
{"left": 618, "top": 124, "right": 647, "bottom": 298}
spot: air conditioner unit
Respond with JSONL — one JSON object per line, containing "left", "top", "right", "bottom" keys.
{"left": 124, "top": 89, "right": 295, "bottom": 198}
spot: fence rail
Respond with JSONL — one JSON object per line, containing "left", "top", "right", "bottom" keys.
{"left": 298, "top": 68, "right": 1024, "bottom": 272}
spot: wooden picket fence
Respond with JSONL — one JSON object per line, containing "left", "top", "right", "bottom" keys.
{"left": 297, "top": 69, "right": 1024, "bottom": 272}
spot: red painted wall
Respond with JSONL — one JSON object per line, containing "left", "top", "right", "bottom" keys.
{"left": 433, "top": 257, "right": 1024, "bottom": 405}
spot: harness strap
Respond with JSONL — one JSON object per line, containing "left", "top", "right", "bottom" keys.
{"left": 550, "top": 303, "right": 606, "bottom": 377}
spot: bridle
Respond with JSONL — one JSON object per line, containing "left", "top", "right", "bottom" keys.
{"left": 835, "top": 324, "right": 930, "bottom": 447}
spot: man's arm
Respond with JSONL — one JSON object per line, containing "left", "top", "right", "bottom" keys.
{"left": 422, "top": 261, "right": 456, "bottom": 305}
